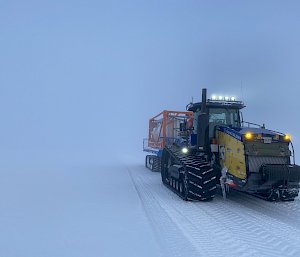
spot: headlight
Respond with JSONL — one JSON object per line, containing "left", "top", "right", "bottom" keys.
{"left": 182, "top": 147, "right": 189, "bottom": 154}
{"left": 284, "top": 134, "right": 291, "bottom": 141}
{"left": 245, "top": 133, "right": 253, "bottom": 140}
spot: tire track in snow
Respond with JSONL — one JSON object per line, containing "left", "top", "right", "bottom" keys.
{"left": 195, "top": 195, "right": 300, "bottom": 257}
{"left": 129, "top": 166, "right": 260, "bottom": 257}
{"left": 151, "top": 188, "right": 262, "bottom": 257}
{"left": 127, "top": 168, "right": 203, "bottom": 257}
{"left": 129, "top": 164, "right": 300, "bottom": 257}
{"left": 227, "top": 191, "right": 300, "bottom": 229}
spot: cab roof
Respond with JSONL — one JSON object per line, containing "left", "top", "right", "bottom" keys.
{"left": 187, "top": 100, "right": 245, "bottom": 112}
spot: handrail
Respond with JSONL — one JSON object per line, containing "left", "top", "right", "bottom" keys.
{"left": 290, "top": 142, "right": 296, "bottom": 165}
{"left": 242, "top": 121, "right": 265, "bottom": 128}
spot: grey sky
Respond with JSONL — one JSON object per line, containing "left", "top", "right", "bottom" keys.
{"left": 1, "top": 0, "right": 299, "bottom": 166}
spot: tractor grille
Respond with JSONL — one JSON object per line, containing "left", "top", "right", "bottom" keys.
{"left": 248, "top": 156, "right": 289, "bottom": 173}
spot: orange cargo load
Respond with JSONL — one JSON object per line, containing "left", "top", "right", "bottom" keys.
{"left": 144, "top": 110, "right": 193, "bottom": 153}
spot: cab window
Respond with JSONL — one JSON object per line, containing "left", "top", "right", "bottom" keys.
{"left": 208, "top": 108, "right": 240, "bottom": 137}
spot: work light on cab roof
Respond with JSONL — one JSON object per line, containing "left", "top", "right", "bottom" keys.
{"left": 211, "top": 95, "right": 236, "bottom": 102}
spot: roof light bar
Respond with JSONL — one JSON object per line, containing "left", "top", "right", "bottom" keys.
{"left": 210, "top": 95, "right": 237, "bottom": 102}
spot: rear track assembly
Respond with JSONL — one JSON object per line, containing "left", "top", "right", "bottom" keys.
{"left": 145, "top": 155, "right": 162, "bottom": 172}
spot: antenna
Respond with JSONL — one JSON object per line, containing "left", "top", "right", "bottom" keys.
{"left": 240, "top": 80, "right": 245, "bottom": 102}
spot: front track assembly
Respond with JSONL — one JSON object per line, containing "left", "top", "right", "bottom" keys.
{"left": 161, "top": 146, "right": 217, "bottom": 201}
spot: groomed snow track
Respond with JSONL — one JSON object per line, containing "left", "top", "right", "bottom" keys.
{"left": 128, "top": 164, "right": 300, "bottom": 257}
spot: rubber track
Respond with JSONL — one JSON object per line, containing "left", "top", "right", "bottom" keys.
{"left": 162, "top": 146, "right": 217, "bottom": 201}
{"left": 252, "top": 188, "right": 299, "bottom": 201}
{"left": 145, "top": 155, "right": 161, "bottom": 172}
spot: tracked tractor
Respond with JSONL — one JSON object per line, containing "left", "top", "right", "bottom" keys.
{"left": 144, "top": 88, "right": 300, "bottom": 201}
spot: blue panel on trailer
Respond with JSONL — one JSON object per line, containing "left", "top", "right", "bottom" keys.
{"left": 157, "top": 150, "right": 163, "bottom": 157}
{"left": 191, "top": 134, "right": 197, "bottom": 146}
{"left": 143, "top": 148, "right": 163, "bottom": 157}
{"left": 144, "top": 148, "right": 159, "bottom": 155}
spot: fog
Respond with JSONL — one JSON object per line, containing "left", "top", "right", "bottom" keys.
{"left": 1, "top": 0, "right": 300, "bottom": 167}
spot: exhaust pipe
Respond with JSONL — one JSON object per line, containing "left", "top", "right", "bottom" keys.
{"left": 201, "top": 88, "right": 207, "bottom": 113}
{"left": 197, "top": 88, "right": 209, "bottom": 152}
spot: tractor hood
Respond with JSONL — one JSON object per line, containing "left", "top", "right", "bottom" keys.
{"left": 239, "top": 127, "right": 291, "bottom": 143}
{"left": 217, "top": 126, "right": 291, "bottom": 144}
{"left": 240, "top": 127, "right": 278, "bottom": 136}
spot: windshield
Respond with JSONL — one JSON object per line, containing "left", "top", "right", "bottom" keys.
{"left": 208, "top": 108, "right": 240, "bottom": 137}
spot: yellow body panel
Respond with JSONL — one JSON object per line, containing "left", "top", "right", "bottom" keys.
{"left": 216, "top": 131, "right": 247, "bottom": 180}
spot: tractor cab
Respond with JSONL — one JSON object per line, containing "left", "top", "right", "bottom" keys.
{"left": 187, "top": 97, "right": 245, "bottom": 139}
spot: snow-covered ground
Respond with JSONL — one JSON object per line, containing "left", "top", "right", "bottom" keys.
{"left": 1, "top": 162, "right": 300, "bottom": 257}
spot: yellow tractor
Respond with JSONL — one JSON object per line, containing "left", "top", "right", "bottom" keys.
{"left": 158, "top": 88, "right": 300, "bottom": 201}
